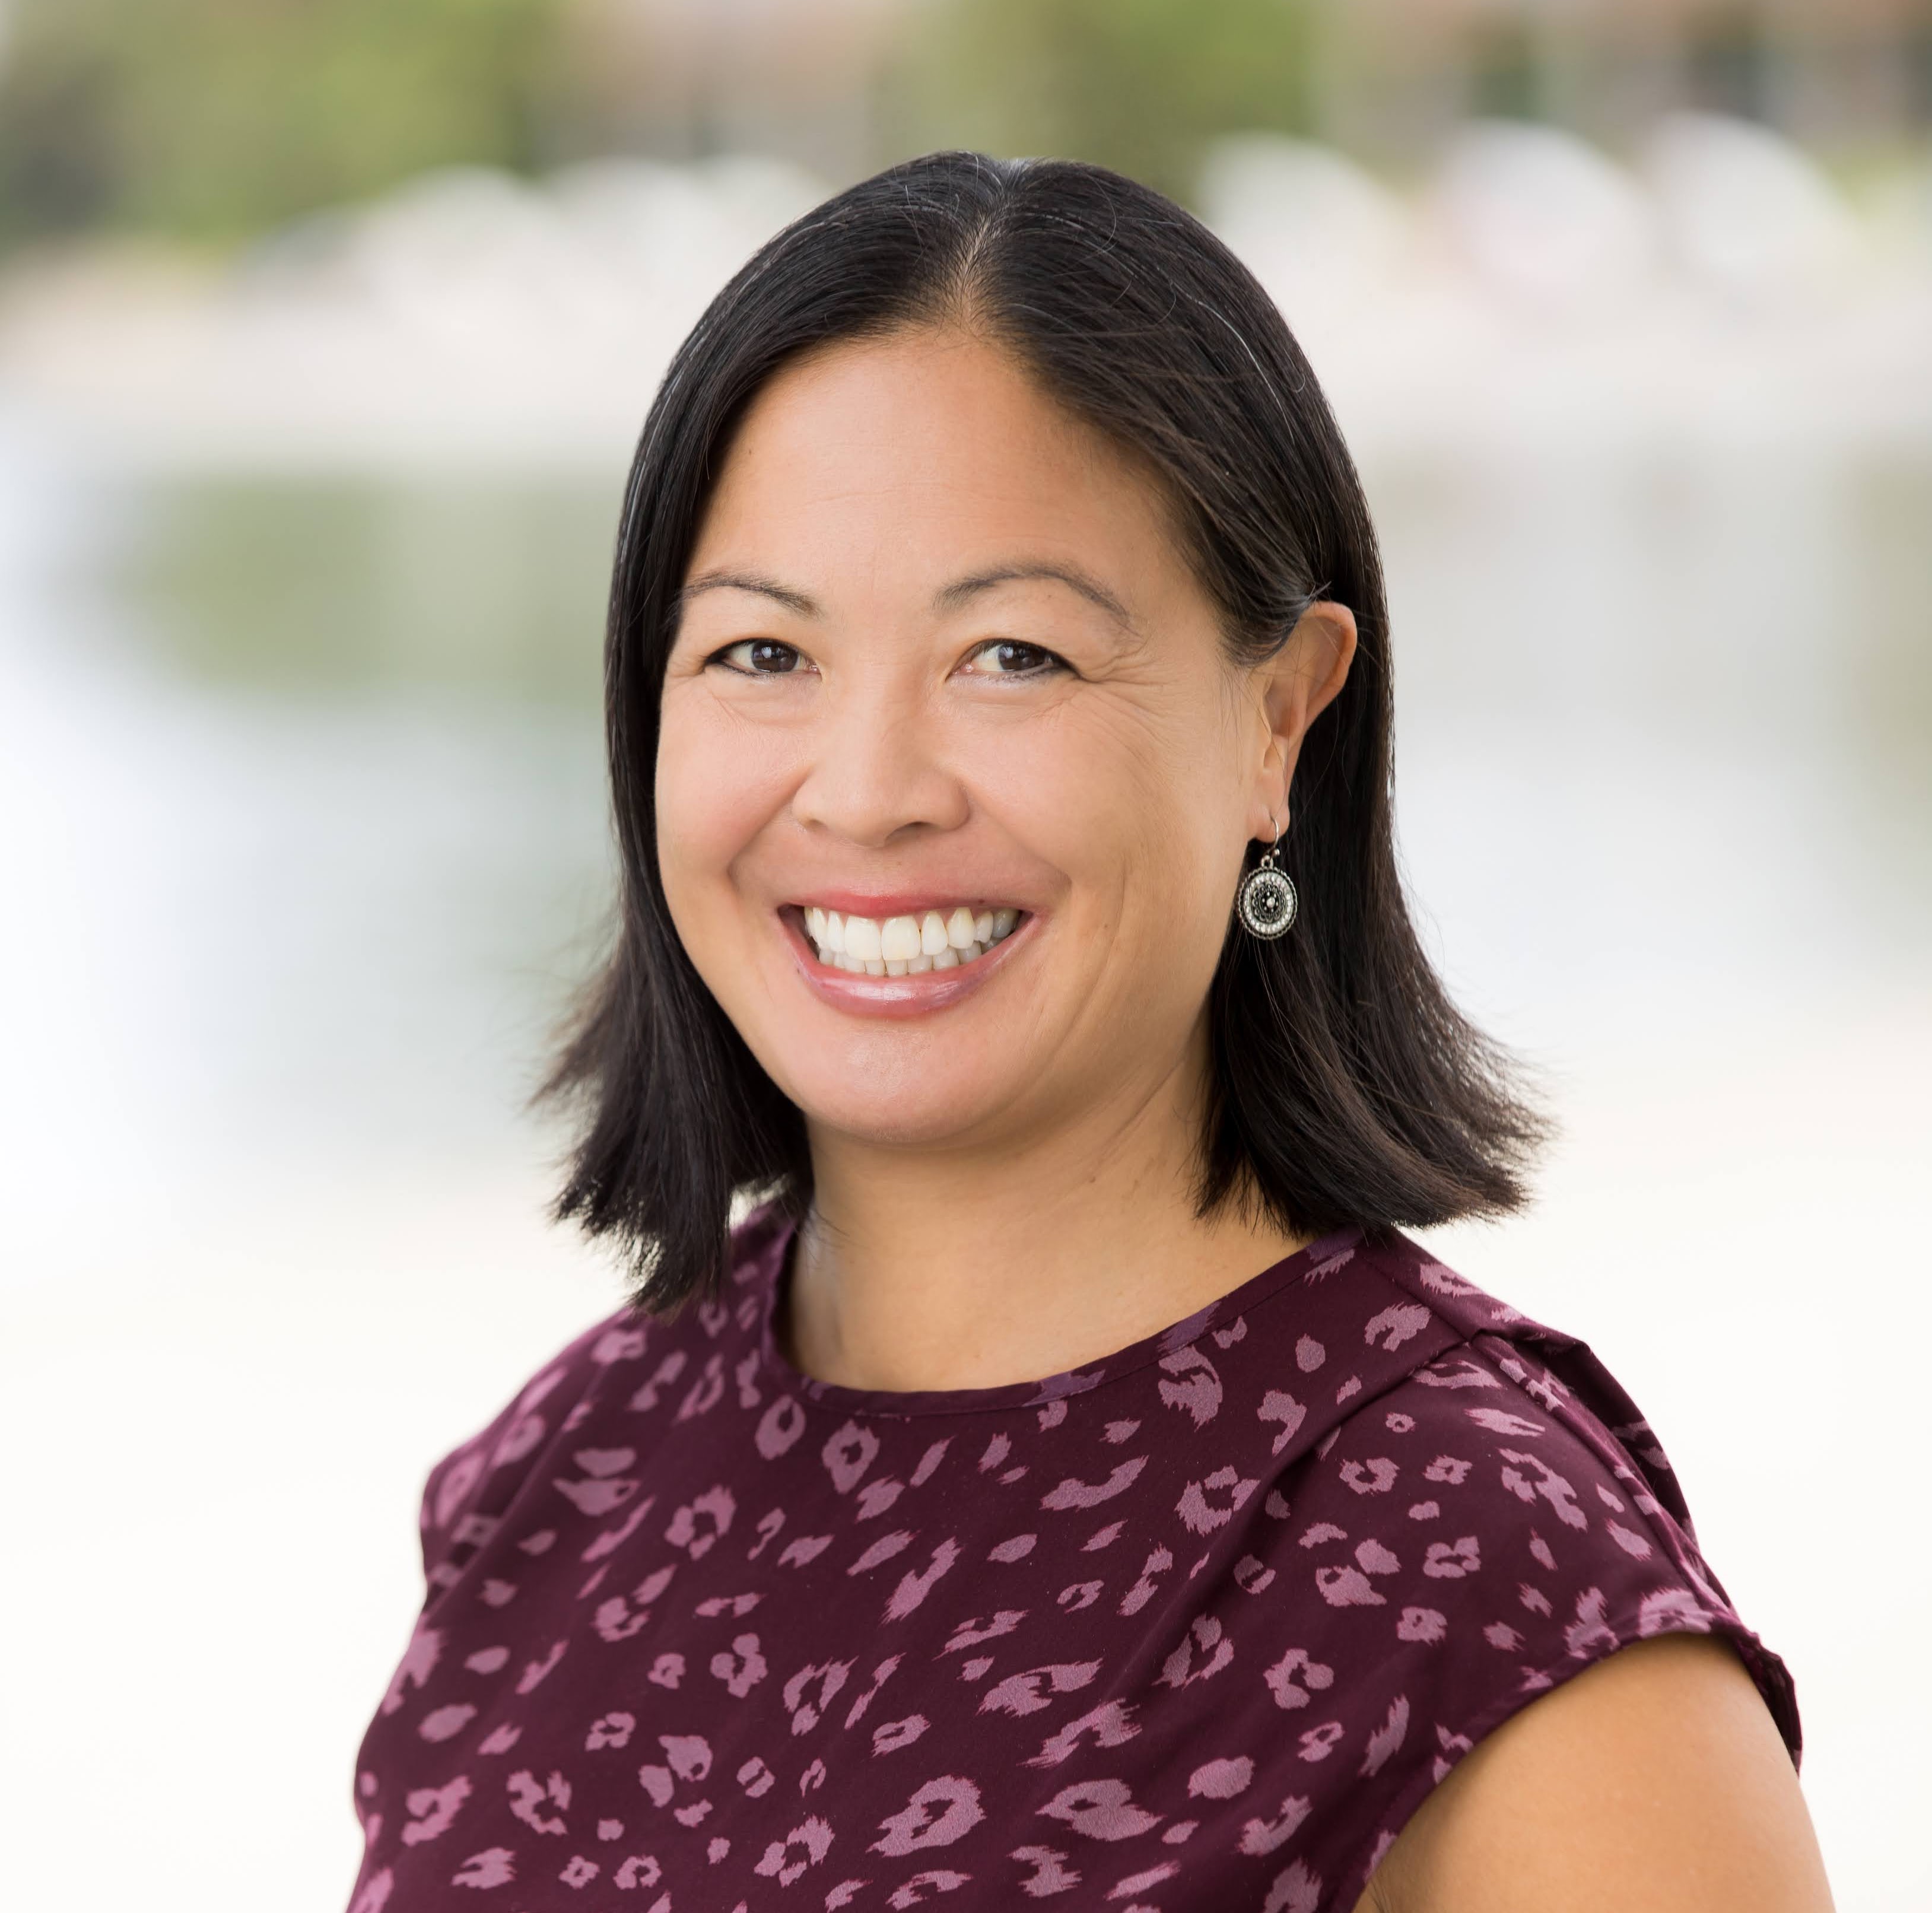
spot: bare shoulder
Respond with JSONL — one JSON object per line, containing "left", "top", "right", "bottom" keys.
{"left": 1354, "top": 1634, "right": 1833, "bottom": 1913}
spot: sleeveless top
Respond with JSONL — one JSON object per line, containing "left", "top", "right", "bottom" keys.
{"left": 345, "top": 1207, "right": 1798, "bottom": 1913}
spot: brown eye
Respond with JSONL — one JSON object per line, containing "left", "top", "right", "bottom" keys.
{"left": 714, "top": 640, "right": 810, "bottom": 675}
{"left": 967, "top": 640, "right": 1063, "bottom": 678}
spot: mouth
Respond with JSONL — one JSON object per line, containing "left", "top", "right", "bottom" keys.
{"left": 790, "top": 903, "right": 1024, "bottom": 976}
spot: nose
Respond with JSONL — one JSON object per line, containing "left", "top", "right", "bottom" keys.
{"left": 789, "top": 667, "right": 969, "bottom": 849}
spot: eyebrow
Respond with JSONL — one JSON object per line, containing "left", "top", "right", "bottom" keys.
{"left": 934, "top": 563, "right": 1134, "bottom": 630}
{"left": 679, "top": 569, "right": 822, "bottom": 617}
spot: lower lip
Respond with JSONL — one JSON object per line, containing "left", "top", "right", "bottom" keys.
{"left": 783, "top": 911, "right": 1034, "bottom": 1019}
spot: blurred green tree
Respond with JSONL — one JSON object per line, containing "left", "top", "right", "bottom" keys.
{"left": 0, "top": 0, "right": 560, "bottom": 247}
{"left": 884, "top": 0, "right": 1317, "bottom": 206}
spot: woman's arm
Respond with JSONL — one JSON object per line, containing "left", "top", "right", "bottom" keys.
{"left": 1356, "top": 1635, "right": 1834, "bottom": 1913}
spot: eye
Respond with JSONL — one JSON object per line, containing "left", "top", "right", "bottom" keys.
{"left": 710, "top": 639, "right": 814, "bottom": 676}
{"left": 962, "top": 639, "right": 1067, "bottom": 679}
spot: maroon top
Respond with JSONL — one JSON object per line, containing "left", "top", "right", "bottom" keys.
{"left": 347, "top": 1207, "right": 1797, "bottom": 1913}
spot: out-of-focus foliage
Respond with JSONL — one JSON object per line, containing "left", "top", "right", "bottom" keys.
{"left": 115, "top": 478, "right": 612, "bottom": 705}
{"left": 0, "top": 0, "right": 562, "bottom": 246}
{"left": 884, "top": 0, "right": 1316, "bottom": 205}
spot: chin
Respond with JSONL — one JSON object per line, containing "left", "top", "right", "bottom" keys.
{"left": 782, "top": 1070, "right": 1012, "bottom": 1151}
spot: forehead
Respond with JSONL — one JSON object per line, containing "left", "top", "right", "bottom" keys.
{"left": 687, "top": 328, "right": 1189, "bottom": 602}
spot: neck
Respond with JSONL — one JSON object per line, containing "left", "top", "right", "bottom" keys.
{"left": 782, "top": 1023, "right": 1310, "bottom": 1393}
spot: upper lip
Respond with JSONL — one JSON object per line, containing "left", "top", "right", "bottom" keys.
{"left": 784, "top": 892, "right": 1030, "bottom": 918}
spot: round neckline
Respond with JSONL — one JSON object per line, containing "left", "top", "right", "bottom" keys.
{"left": 751, "top": 1213, "right": 1367, "bottom": 1419}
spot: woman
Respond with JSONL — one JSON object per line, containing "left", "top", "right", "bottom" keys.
{"left": 346, "top": 154, "right": 1830, "bottom": 1912}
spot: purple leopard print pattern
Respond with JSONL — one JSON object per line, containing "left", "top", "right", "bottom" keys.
{"left": 347, "top": 1209, "right": 1797, "bottom": 1912}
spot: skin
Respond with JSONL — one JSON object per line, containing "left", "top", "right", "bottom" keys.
{"left": 1357, "top": 1636, "right": 1833, "bottom": 1913}
{"left": 655, "top": 325, "right": 1834, "bottom": 1908}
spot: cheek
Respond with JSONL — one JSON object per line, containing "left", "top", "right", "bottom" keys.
{"left": 654, "top": 696, "right": 785, "bottom": 943}
{"left": 1001, "top": 695, "right": 1243, "bottom": 947}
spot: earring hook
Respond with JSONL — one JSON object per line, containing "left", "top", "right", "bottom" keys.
{"left": 1261, "top": 811, "right": 1285, "bottom": 866}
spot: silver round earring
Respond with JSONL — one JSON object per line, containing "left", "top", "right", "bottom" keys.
{"left": 1237, "top": 813, "right": 1298, "bottom": 939}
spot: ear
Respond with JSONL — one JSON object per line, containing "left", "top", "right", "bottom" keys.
{"left": 1247, "top": 600, "right": 1357, "bottom": 841}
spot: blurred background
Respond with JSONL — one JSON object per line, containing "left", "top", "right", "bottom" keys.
{"left": 1, "top": 1, "right": 1927, "bottom": 1907}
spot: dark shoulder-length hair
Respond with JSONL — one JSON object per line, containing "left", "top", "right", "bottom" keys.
{"left": 546, "top": 150, "right": 1545, "bottom": 1313}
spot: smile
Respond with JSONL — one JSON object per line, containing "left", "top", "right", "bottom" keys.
{"left": 802, "top": 905, "right": 1022, "bottom": 975}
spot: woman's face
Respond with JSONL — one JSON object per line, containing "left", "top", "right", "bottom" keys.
{"left": 658, "top": 328, "right": 1346, "bottom": 1157}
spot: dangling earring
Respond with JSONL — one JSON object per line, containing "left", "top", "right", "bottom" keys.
{"left": 1237, "top": 812, "right": 1297, "bottom": 939}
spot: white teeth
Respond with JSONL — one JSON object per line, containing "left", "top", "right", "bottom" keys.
{"left": 843, "top": 915, "right": 882, "bottom": 961}
{"left": 803, "top": 904, "right": 1024, "bottom": 977}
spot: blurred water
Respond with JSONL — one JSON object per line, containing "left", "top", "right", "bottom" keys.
{"left": 3, "top": 129, "right": 1930, "bottom": 1912}
{"left": 0, "top": 453, "right": 614, "bottom": 1194}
